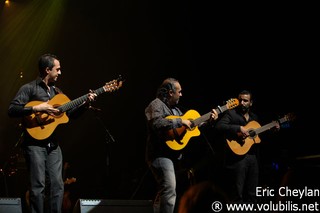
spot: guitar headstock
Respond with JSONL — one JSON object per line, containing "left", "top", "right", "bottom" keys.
{"left": 103, "top": 75, "right": 124, "bottom": 92}
{"left": 226, "top": 98, "right": 239, "bottom": 110}
{"left": 279, "top": 112, "right": 296, "bottom": 128}
{"left": 64, "top": 177, "right": 76, "bottom": 185}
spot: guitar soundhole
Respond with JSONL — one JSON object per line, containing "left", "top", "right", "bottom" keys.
{"left": 249, "top": 130, "right": 256, "bottom": 137}
{"left": 51, "top": 112, "right": 63, "bottom": 118}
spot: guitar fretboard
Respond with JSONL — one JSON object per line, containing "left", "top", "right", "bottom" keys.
{"left": 58, "top": 87, "right": 106, "bottom": 112}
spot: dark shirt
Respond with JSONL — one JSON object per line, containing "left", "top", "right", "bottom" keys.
{"left": 8, "top": 77, "right": 86, "bottom": 148}
{"left": 8, "top": 78, "right": 58, "bottom": 116}
{"left": 215, "top": 108, "right": 259, "bottom": 163}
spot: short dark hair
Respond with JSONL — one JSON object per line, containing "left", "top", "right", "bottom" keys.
{"left": 239, "top": 90, "right": 253, "bottom": 100}
{"left": 38, "top": 53, "right": 59, "bottom": 77}
{"left": 156, "top": 77, "right": 178, "bottom": 101}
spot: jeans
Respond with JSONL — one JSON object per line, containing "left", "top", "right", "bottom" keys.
{"left": 150, "top": 157, "right": 176, "bottom": 213}
{"left": 24, "top": 145, "right": 64, "bottom": 213}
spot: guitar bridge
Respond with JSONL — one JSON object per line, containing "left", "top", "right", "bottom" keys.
{"left": 173, "top": 128, "right": 183, "bottom": 145}
{"left": 35, "top": 114, "right": 45, "bottom": 129}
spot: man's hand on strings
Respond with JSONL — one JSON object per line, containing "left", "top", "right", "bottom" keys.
{"left": 32, "top": 101, "right": 60, "bottom": 115}
{"left": 85, "top": 89, "right": 97, "bottom": 104}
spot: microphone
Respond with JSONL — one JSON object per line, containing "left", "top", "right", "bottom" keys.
{"left": 89, "top": 106, "right": 102, "bottom": 112}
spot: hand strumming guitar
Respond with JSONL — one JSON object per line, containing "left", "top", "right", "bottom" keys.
{"left": 32, "top": 101, "right": 60, "bottom": 115}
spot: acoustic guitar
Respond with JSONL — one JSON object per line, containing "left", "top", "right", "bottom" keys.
{"left": 165, "top": 98, "right": 239, "bottom": 150}
{"left": 227, "top": 113, "right": 294, "bottom": 155}
{"left": 23, "top": 75, "right": 124, "bottom": 140}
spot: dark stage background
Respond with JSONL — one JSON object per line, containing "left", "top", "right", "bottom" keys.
{"left": 0, "top": 0, "right": 318, "bottom": 209}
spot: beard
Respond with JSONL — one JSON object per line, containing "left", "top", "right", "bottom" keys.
{"left": 240, "top": 105, "right": 250, "bottom": 113}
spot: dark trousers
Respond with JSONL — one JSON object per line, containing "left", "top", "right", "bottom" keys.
{"left": 24, "top": 145, "right": 64, "bottom": 213}
{"left": 225, "top": 154, "right": 259, "bottom": 203}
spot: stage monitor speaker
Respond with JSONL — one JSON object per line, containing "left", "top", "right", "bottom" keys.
{"left": 0, "top": 197, "right": 22, "bottom": 213}
{"left": 73, "top": 199, "right": 153, "bottom": 213}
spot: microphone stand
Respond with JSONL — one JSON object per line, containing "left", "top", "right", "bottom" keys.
{"left": 91, "top": 107, "right": 115, "bottom": 177}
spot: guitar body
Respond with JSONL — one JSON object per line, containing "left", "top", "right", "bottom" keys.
{"left": 226, "top": 120, "right": 262, "bottom": 155}
{"left": 62, "top": 177, "right": 77, "bottom": 213}
{"left": 165, "top": 109, "right": 201, "bottom": 150}
{"left": 226, "top": 113, "right": 294, "bottom": 155}
{"left": 62, "top": 191, "right": 72, "bottom": 213}
{"left": 22, "top": 76, "right": 124, "bottom": 140}
{"left": 165, "top": 98, "right": 239, "bottom": 151}
{"left": 24, "top": 94, "right": 71, "bottom": 140}
{"left": 62, "top": 162, "right": 76, "bottom": 213}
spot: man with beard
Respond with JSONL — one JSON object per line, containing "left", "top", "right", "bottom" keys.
{"left": 145, "top": 77, "right": 219, "bottom": 213}
{"left": 214, "top": 90, "right": 264, "bottom": 204}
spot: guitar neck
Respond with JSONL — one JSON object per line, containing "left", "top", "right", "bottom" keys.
{"left": 255, "top": 116, "right": 288, "bottom": 135}
{"left": 255, "top": 121, "right": 278, "bottom": 135}
{"left": 58, "top": 86, "right": 106, "bottom": 112}
{"left": 193, "top": 104, "right": 229, "bottom": 127}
